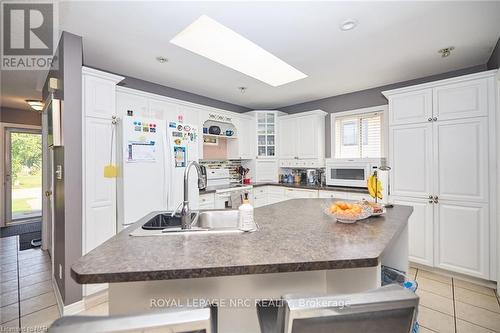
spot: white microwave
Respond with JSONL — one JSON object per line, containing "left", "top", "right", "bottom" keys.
{"left": 325, "top": 158, "right": 386, "bottom": 188}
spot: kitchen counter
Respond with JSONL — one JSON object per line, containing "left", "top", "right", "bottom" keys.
{"left": 200, "top": 182, "right": 369, "bottom": 194}
{"left": 72, "top": 199, "right": 411, "bottom": 284}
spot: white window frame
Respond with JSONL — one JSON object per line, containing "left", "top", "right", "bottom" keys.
{"left": 330, "top": 105, "right": 388, "bottom": 160}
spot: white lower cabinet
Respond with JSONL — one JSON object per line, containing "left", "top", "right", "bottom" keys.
{"left": 392, "top": 197, "right": 434, "bottom": 267}
{"left": 284, "top": 188, "right": 318, "bottom": 199}
{"left": 434, "top": 201, "right": 489, "bottom": 279}
{"left": 199, "top": 193, "right": 215, "bottom": 209}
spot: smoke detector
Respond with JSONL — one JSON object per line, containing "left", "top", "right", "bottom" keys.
{"left": 438, "top": 47, "right": 455, "bottom": 58}
{"left": 238, "top": 87, "right": 247, "bottom": 94}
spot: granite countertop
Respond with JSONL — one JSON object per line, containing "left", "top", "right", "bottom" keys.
{"left": 71, "top": 199, "right": 412, "bottom": 284}
{"left": 200, "top": 182, "right": 369, "bottom": 194}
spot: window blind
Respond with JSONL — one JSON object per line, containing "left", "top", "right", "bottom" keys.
{"left": 334, "top": 112, "right": 382, "bottom": 158}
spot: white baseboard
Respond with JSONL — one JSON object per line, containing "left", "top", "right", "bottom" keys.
{"left": 410, "top": 262, "right": 497, "bottom": 289}
{"left": 52, "top": 278, "right": 107, "bottom": 315}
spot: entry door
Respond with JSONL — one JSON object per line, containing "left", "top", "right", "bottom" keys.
{"left": 4, "top": 128, "right": 43, "bottom": 224}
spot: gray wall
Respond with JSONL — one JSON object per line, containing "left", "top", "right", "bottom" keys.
{"left": 280, "top": 65, "right": 488, "bottom": 157}
{"left": 487, "top": 37, "right": 500, "bottom": 70}
{"left": 0, "top": 107, "right": 41, "bottom": 126}
{"left": 43, "top": 31, "right": 83, "bottom": 305}
{"left": 85, "top": 67, "right": 250, "bottom": 113}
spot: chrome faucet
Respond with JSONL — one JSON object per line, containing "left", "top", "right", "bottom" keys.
{"left": 179, "top": 161, "right": 206, "bottom": 229}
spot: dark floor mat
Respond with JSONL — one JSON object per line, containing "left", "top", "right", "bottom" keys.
{"left": 0, "top": 220, "right": 42, "bottom": 251}
{"left": 0, "top": 220, "right": 41, "bottom": 238}
{"left": 19, "top": 231, "right": 42, "bottom": 250}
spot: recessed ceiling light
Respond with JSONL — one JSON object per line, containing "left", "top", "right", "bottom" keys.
{"left": 156, "top": 56, "right": 168, "bottom": 63}
{"left": 340, "top": 19, "right": 358, "bottom": 31}
{"left": 238, "top": 87, "right": 247, "bottom": 94}
{"left": 170, "top": 15, "right": 307, "bottom": 87}
{"left": 25, "top": 99, "right": 44, "bottom": 111}
{"left": 438, "top": 46, "right": 455, "bottom": 58}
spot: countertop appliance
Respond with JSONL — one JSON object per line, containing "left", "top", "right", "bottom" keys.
{"left": 119, "top": 117, "right": 200, "bottom": 227}
{"left": 325, "top": 158, "right": 386, "bottom": 188}
{"left": 306, "top": 169, "right": 317, "bottom": 185}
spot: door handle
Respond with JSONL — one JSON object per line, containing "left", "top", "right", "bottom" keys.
{"left": 45, "top": 190, "right": 53, "bottom": 197}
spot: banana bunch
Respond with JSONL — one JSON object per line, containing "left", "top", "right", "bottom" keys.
{"left": 368, "top": 173, "right": 383, "bottom": 199}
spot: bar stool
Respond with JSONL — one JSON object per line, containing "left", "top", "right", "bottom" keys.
{"left": 258, "top": 284, "right": 419, "bottom": 333}
{"left": 48, "top": 306, "right": 216, "bottom": 333}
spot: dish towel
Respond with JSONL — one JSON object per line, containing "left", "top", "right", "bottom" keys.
{"left": 230, "top": 192, "right": 243, "bottom": 208}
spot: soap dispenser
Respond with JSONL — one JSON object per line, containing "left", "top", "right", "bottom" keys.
{"left": 238, "top": 192, "right": 256, "bottom": 232}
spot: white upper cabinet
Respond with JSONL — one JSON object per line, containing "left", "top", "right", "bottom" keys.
{"left": 279, "top": 117, "right": 297, "bottom": 159}
{"left": 278, "top": 110, "right": 326, "bottom": 161}
{"left": 83, "top": 67, "right": 123, "bottom": 119}
{"left": 393, "top": 196, "right": 434, "bottom": 267}
{"left": 227, "top": 115, "right": 255, "bottom": 160}
{"left": 433, "top": 78, "right": 488, "bottom": 121}
{"left": 434, "top": 200, "right": 489, "bottom": 279}
{"left": 388, "top": 89, "right": 433, "bottom": 125}
{"left": 389, "top": 123, "right": 433, "bottom": 198}
{"left": 433, "top": 117, "right": 488, "bottom": 202}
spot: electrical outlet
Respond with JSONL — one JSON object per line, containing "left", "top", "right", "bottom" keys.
{"left": 59, "top": 264, "right": 62, "bottom": 279}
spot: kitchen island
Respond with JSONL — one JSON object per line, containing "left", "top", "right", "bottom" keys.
{"left": 72, "top": 199, "right": 412, "bottom": 332}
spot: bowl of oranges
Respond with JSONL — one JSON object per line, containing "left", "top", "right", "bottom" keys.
{"left": 325, "top": 201, "right": 373, "bottom": 223}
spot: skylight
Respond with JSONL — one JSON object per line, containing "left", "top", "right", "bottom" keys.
{"left": 170, "top": 15, "right": 307, "bottom": 87}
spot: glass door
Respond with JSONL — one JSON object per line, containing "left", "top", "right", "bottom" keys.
{"left": 4, "top": 128, "right": 43, "bottom": 224}
{"left": 257, "top": 112, "right": 276, "bottom": 157}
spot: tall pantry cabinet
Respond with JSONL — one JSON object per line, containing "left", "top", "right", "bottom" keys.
{"left": 383, "top": 70, "right": 497, "bottom": 281}
{"left": 81, "top": 67, "right": 124, "bottom": 296}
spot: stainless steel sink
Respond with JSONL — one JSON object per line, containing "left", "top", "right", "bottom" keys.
{"left": 131, "top": 210, "right": 245, "bottom": 236}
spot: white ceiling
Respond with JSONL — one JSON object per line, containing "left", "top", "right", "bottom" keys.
{"left": 2, "top": 1, "right": 500, "bottom": 111}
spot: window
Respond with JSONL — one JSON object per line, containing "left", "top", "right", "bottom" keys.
{"left": 334, "top": 110, "right": 383, "bottom": 159}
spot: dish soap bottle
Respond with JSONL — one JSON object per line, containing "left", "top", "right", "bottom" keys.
{"left": 239, "top": 192, "right": 256, "bottom": 232}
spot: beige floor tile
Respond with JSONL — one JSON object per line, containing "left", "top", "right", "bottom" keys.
{"left": 17, "top": 256, "right": 50, "bottom": 268}
{"left": 0, "top": 303, "right": 19, "bottom": 324}
{"left": 19, "top": 262, "right": 51, "bottom": 278}
{"left": 416, "top": 289, "right": 454, "bottom": 316}
{"left": 20, "top": 305, "right": 60, "bottom": 329}
{"left": 456, "top": 319, "right": 496, "bottom": 333}
{"left": 0, "top": 256, "right": 17, "bottom": 265}
{"left": 0, "top": 262, "right": 17, "bottom": 273}
{"left": 455, "top": 287, "right": 500, "bottom": 313}
{"left": 20, "top": 280, "right": 53, "bottom": 301}
{"left": 418, "top": 305, "right": 455, "bottom": 333}
{"left": 20, "top": 292, "right": 56, "bottom": 316}
{"left": 1, "top": 268, "right": 18, "bottom": 282}
{"left": 1, "top": 278, "right": 18, "bottom": 295}
{"left": 408, "top": 267, "right": 417, "bottom": 279}
{"left": 17, "top": 249, "right": 46, "bottom": 261}
{"left": 19, "top": 270, "right": 51, "bottom": 288}
{"left": 454, "top": 279, "right": 496, "bottom": 297}
{"left": 416, "top": 276, "right": 453, "bottom": 298}
{"left": 79, "top": 302, "right": 109, "bottom": 316}
{"left": 418, "top": 269, "right": 452, "bottom": 284}
{"left": 418, "top": 327, "right": 438, "bottom": 333}
{"left": 455, "top": 300, "right": 500, "bottom": 332}
{"left": 1, "top": 318, "right": 20, "bottom": 328}
{"left": 1, "top": 290, "right": 19, "bottom": 307}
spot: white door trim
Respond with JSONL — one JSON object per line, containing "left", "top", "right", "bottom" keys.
{"left": 0, "top": 122, "right": 41, "bottom": 227}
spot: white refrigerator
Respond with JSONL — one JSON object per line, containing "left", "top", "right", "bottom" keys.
{"left": 119, "top": 116, "right": 200, "bottom": 227}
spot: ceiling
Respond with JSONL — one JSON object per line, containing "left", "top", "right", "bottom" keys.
{"left": 2, "top": 1, "right": 500, "bottom": 111}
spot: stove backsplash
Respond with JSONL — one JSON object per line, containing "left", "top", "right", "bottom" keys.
{"left": 200, "top": 160, "right": 242, "bottom": 183}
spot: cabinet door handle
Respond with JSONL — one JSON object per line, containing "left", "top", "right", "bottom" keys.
{"left": 428, "top": 117, "right": 433, "bottom": 122}
{"left": 429, "top": 200, "right": 434, "bottom": 204}
{"left": 433, "top": 195, "right": 438, "bottom": 200}
{"left": 428, "top": 195, "right": 433, "bottom": 199}
{"left": 433, "top": 117, "right": 438, "bottom": 121}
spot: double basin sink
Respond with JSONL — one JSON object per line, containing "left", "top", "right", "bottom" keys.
{"left": 140, "top": 210, "right": 243, "bottom": 235}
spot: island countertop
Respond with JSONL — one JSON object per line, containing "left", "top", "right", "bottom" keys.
{"left": 71, "top": 199, "right": 412, "bottom": 284}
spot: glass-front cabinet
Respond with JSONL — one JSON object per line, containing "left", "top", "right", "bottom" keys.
{"left": 257, "top": 112, "right": 276, "bottom": 157}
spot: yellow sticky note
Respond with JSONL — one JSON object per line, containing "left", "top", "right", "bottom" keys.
{"left": 104, "top": 165, "right": 118, "bottom": 178}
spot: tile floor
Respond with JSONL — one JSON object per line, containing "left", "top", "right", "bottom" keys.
{"left": 2, "top": 234, "right": 500, "bottom": 332}
{"left": 1, "top": 236, "right": 59, "bottom": 330}
{"left": 409, "top": 267, "right": 500, "bottom": 332}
